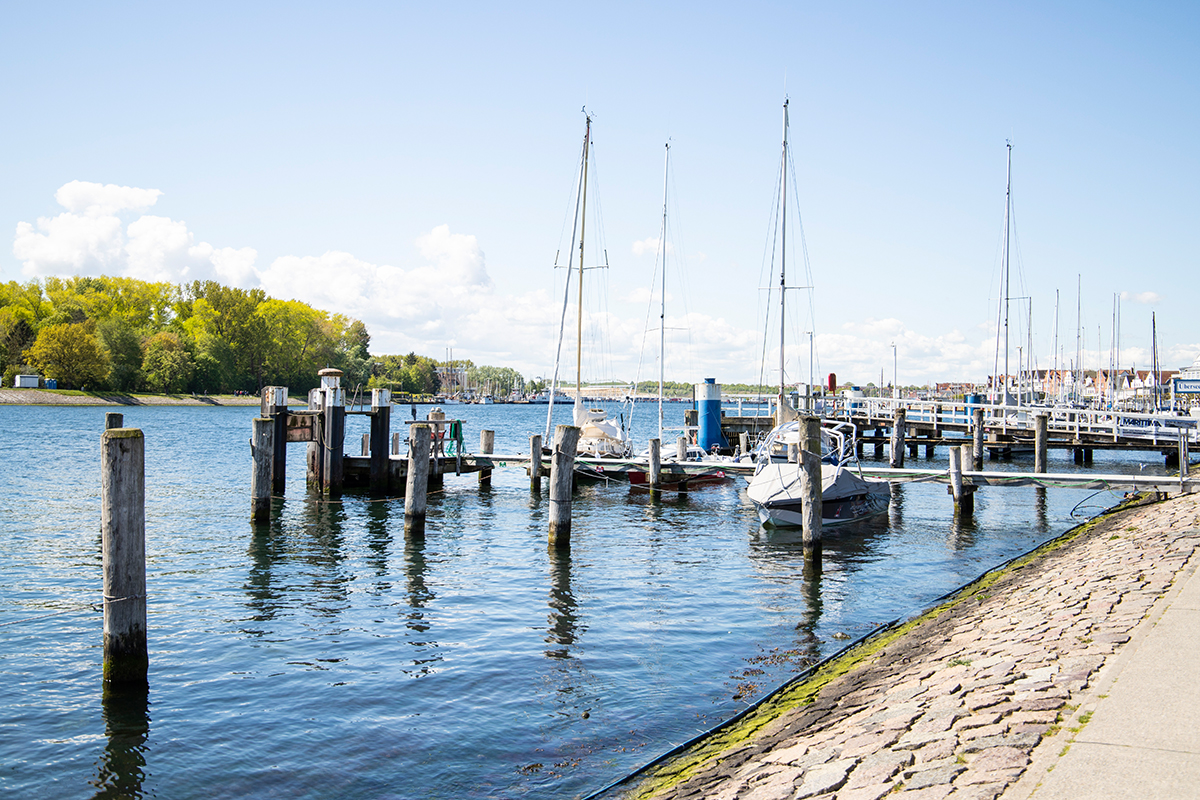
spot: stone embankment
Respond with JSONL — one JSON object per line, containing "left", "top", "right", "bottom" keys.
{"left": 611, "top": 492, "right": 1199, "bottom": 800}
{"left": 0, "top": 389, "right": 260, "bottom": 406}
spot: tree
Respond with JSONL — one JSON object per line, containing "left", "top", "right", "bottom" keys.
{"left": 142, "top": 332, "right": 195, "bottom": 393}
{"left": 96, "top": 318, "right": 143, "bottom": 391}
{"left": 25, "top": 323, "right": 110, "bottom": 389}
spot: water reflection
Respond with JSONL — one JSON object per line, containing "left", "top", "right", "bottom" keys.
{"left": 90, "top": 683, "right": 150, "bottom": 799}
{"left": 1035, "top": 487, "right": 1049, "bottom": 533}
{"left": 365, "top": 498, "right": 393, "bottom": 591}
{"left": 545, "top": 546, "right": 580, "bottom": 659}
{"left": 402, "top": 535, "right": 440, "bottom": 676}
{"left": 888, "top": 482, "right": 904, "bottom": 527}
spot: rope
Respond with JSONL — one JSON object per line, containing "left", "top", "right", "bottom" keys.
{"left": 0, "top": 603, "right": 97, "bottom": 628}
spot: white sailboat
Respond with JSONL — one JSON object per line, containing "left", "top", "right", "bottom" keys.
{"left": 745, "top": 100, "right": 889, "bottom": 528}
{"left": 544, "top": 111, "right": 633, "bottom": 462}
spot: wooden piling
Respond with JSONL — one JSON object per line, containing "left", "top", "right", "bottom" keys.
{"left": 369, "top": 393, "right": 391, "bottom": 494}
{"left": 949, "top": 445, "right": 964, "bottom": 505}
{"left": 361, "top": 433, "right": 370, "bottom": 456}
{"left": 972, "top": 407, "right": 985, "bottom": 470}
{"left": 648, "top": 438, "right": 661, "bottom": 491}
{"left": 549, "top": 425, "right": 580, "bottom": 548}
{"left": 1034, "top": 412, "right": 1049, "bottom": 474}
{"left": 788, "top": 442, "right": 799, "bottom": 463}
{"left": 405, "top": 423, "right": 431, "bottom": 537}
{"left": 676, "top": 436, "right": 687, "bottom": 461}
{"left": 306, "top": 388, "right": 323, "bottom": 489}
{"left": 908, "top": 441, "right": 918, "bottom": 459}
{"left": 101, "top": 427, "right": 147, "bottom": 685}
{"left": 319, "top": 374, "right": 345, "bottom": 496}
{"left": 392, "top": 432, "right": 401, "bottom": 456}
{"left": 105, "top": 412, "right": 123, "bottom": 430}
{"left": 529, "top": 434, "right": 543, "bottom": 492}
{"left": 958, "top": 443, "right": 975, "bottom": 515}
{"left": 799, "top": 450, "right": 822, "bottom": 546}
{"left": 873, "top": 428, "right": 884, "bottom": 459}
{"left": 739, "top": 431, "right": 750, "bottom": 457}
{"left": 890, "top": 408, "right": 906, "bottom": 468}
{"left": 251, "top": 417, "right": 273, "bottom": 522}
{"left": 802, "top": 415, "right": 821, "bottom": 456}
{"left": 479, "top": 429, "right": 495, "bottom": 488}
{"left": 263, "top": 387, "right": 288, "bottom": 495}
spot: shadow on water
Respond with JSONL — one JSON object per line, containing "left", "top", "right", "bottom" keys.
{"left": 90, "top": 683, "right": 150, "bottom": 799}
{"left": 545, "top": 545, "right": 580, "bottom": 659}
{"left": 403, "top": 534, "right": 440, "bottom": 676}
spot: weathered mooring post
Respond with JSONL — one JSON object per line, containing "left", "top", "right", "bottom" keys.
{"left": 319, "top": 369, "right": 345, "bottom": 496}
{"left": 799, "top": 449, "right": 823, "bottom": 547}
{"left": 529, "top": 434, "right": 543, "bottom": 492}
{"left": 676, "top": 436, "right": 687, "bottom": 461}
{"left": 802, "top": 414, "right": 821, "bottom": 456}
{"left": 361, "top": 433, "right": 369, "bottom": 456}
{"left": 890, "top": 408, "right": 906, "bottom": 468}
{"left": 873, "top": 428, "right": 884, "bottom": 459}
{"left": 1034, "top": 412, "right": 1049, "bottom": 474}
{"left": 972, "top": 407, "right": 985, "bottom": 470}
{"left": 105, "top": 412, "right": 123, "bottom": 430}
{"left": 405, "top": 423, "right": 431, "bottom": 537}
{"left": 370, "top": 388, "right": 391, "bottom": 494}
{"left": 101, "top": 426, "right": 147, "bottom": 685}
{"left": 948, "top": 444, "right": 975, "bottom": 515}
{"left": 479, "top": 429, "right": 495, "bottom": 489}
{"left": 392, "top": 432, "right": 401, "bottom": 456}
{"left": 251, "top": 417, "right": 273, "bottom": 522}
{"left": 648, "top": 438, "right": 662, "bottom": 493}
{"left": 306, "top": 388, "right": 324, "bottom": 489}
{"left": 549, "top": 425, "right": 580, "bottom": 548}
{"left": 739, "top": 432, "right": 750, "bottom": 457}
{"left": 262, "top": 386, "right": 288, "bottom": 495}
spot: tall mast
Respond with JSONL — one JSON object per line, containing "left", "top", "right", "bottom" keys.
{"left": 1003, "top": 141, "right": 1012, "bottom": 403}
{"left": 779, "top": 99, "right": 789, "bottom": 400}
{"left": 576, "top": 113, "right": 592, "bottom": 398}
{"left": 1152, "top": 312, "right": 1160, "bottom": 411}
{"left": 658, "top": 141, "right": 669, "bottom": 440}
{"left": 1075, "top": 274, "right": 1082, "bottom": 404}
{"left": 1053, "top": 289, "right": 1059, "bottom": 398}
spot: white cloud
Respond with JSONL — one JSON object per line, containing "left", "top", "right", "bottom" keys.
{"left": 1120, "top": 290, "right": 1162, "bottom": 305}
{"left": 12, "top": 181, "right": 258, "bottom": 287}
{"left": 632, "top": 237, "right": 672, "bottom": 257}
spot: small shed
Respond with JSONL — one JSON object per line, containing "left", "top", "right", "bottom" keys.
{"left": 15, "top": 374, "right": 40, "bottom": 389}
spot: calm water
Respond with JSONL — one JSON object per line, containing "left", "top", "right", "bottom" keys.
{"left": 0, "top": 402, "right": 1165, "bottom": 798}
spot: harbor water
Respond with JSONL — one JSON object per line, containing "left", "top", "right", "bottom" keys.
{"left": 0, "top": 402, "right": 1164, "bottom": 798}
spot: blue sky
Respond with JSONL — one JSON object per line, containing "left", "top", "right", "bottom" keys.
{"left": 2, "top": 2, "right": 1197, "bottom": 387}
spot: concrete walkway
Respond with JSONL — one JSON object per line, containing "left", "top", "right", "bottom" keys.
{"left": 605, "top": 492, "right": 1199, "bottom": 800}
{"left": 1008, "top": 534, "right": 1200, "bottom": 799}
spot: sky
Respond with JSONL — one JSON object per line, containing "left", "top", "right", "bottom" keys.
{"left": 2, "top": 1, "right": 1198, "bottom": 389}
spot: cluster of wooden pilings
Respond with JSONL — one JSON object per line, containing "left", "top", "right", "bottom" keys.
{"left": 248, "top": 370, "right": 585, "bottom": 546}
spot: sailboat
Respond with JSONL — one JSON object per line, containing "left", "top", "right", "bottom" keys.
{"left": 744, "top": 100, "right": 889, "bottom": 528}
{"left": 544, "top": 111, "right": 633, "bottom": 465}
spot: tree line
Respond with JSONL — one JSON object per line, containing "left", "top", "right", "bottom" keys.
{"left": 0, "top": 276, "right": 370, "bottom": 393}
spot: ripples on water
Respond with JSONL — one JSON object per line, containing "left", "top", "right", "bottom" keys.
{"left": 0, "top": 403, "right": 1162, "bottom": 798}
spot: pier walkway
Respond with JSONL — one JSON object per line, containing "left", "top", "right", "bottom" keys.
{"left": 599, "top": 492, "right": 1200, "bottom": 800}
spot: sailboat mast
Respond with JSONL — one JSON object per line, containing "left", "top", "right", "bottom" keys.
{"left": 577, "top": 114, "right": 592, "bottom": 399}
{"left": 779, "top": 99, "right": 789, "bottom": 400}
{"left": 1003, "top": 141, "right": 1012, "bottom": 403}
{"left": 659, "top": 141, "right": 669, "bottom": 440}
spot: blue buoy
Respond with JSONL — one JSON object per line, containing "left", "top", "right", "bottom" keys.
{"left": 696, "top": 378, "right": 729, "bottom": 453}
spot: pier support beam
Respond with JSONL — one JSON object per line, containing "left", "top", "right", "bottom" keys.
{"left": 101, "top": 426, "right": 147, "bottom": 685}
{"left": 318, "top": 369, "right": 345, "bottom": 496}
{"left": 874, "top": 428, "right": 884, "bottom": 459}
{"left": 405, "top": 423, "right": 431, "bottom": 538}
{"left": 648, "top": 438, "right": 661, "bottom": 492}
{"left": 549, "top": 425, "right": 580, "bottom": 548}
{"left": 948, "top": 444, "right": 975, "bottom": 516}
{"left": 251, "top": 417, "right": 273, "bottom": 522}
{"left": 799, "top": 450, "right": 823, "bottom": 546}
{"left": 263, "top": 387, "right": 288, "bottom": 495}
{"left": 1034, "top": 412, "right": 1049, "bottom": 474}
{"left": 890, "top": 408, "right": 906, "bottom": 469}
{"left": 529, "top": 434, "right": 542, "bottom": 492}
{"left": 369, "top": 389, "right": 392, "bottom": 494}
{"left": 972, "top": 408, "right": 985, "bottom": 471}
{"left": 479, "top": 429, "right": 495, "bottom": 489}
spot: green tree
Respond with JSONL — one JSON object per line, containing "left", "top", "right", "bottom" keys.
{"left": 143, "top": 332, "right": 195, "bottom": 393}
{"left": 96, "top": 318, "right": 144, "bottom": 391}
{"left": 25, "top": 322, "right": 110, "bottom": 389}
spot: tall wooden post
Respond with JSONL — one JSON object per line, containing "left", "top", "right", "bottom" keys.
{"left": 972, "top": 407, "right": 985, "bottom": 470}
{"left": 319, "top": 369, "right": 345, "bottom": 496}
{"left": 392, "top": 432, "right": 401, "bottom": 455}
{"left": 251, "top": 417, "right": 273, "bottom": 522}
{"left": 1034, "top": 412, "right": 1049, "bottom": 474}
{"left": 479, "top": 429, "right": 495, "bottom": 488}
{"left": 549, "top": 425, "right": 580, "bottom": 548}
{"left": 262, "top": 387, "right": 288, "bottom": 495}
{"left": 788, "top": 442, "right": 799, "bottom": 463}
{"left": 890, "top": 408, "right": 906, "bottom": 468}
{"left": 369, "top": 388, "right": 391, "bottom": 494}
{"left": 799, "top": 450, "right": 823, "bottom": 546}
{"left": 105, "top": 412, "right": 123, "bottom": 430}
{"left": 676, "top": 436, "right": 687, "bottom": 461}
{"left": 101, "top": 427, "right": 147, "bottom": 685}
{"left": 361, "top": 433, "right": 370, "bottom": 456}
{"left": 739, "top": 431, "right": 750, "bottom": 457}
{"left": 873, "top": 428, "right": 884, "bottom": 459}
{"left": 802, "top": 414, "right": 821, "bottom": 456}
{"left": 648, "top": 438, "right": 662, "bottom": 492}
{"left": 529, "top": 434, "right": 543, "bottom": 492}
{"left": 306, "top": 388, "right": 323, "bottom": 489}
{"left": 958, "top": 443, "right": 975, "bottom": 515}
{"left": 405, "top": 423, "right": 431, "bottom": 537}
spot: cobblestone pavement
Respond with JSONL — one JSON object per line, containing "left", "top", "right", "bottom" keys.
{"left": 614, "top": 492, "right": 1200, "bottom": 800}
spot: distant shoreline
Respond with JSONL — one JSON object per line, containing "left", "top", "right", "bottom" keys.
{"left": 0, "top": 388, "right": 263, "bottom": 407}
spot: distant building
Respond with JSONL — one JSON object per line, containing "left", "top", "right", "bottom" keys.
{"left": 14, "top": 374, "right": 40, "bottom": 389}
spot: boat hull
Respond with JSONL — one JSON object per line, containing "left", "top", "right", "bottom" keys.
{"left": 754, "top": 490, "right": 889, "bottom": 528}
